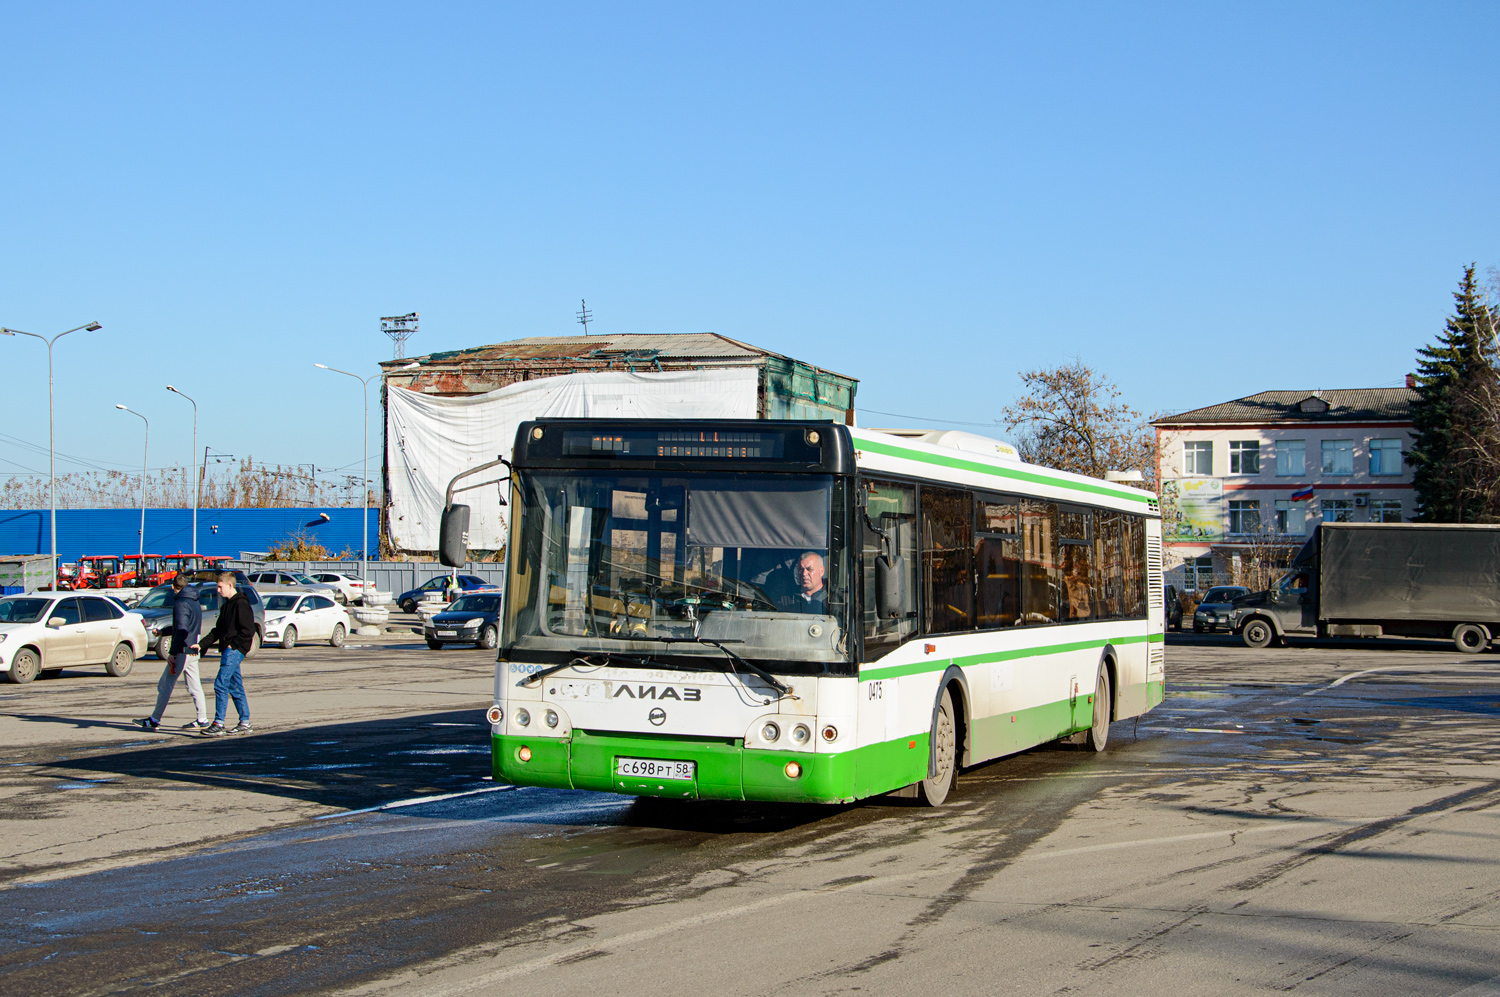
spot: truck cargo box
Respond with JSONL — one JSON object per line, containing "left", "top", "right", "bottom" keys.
{"left": 1318, "top": 523, "right": 1500, "bottom": 623}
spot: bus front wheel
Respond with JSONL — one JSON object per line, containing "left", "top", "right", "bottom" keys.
{"left": 918, "top": 687, "right": 956, "bottom": 807}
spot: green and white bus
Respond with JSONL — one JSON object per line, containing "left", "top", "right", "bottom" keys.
{"left": 476, "top": 419, "right": 1163, "bottom": 806}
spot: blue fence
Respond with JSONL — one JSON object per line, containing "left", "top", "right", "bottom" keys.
{"left": 0, "top": 508, "right": 379, "bottom": 565}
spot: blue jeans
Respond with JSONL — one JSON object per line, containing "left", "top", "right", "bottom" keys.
{"left": 213, "top": 648, "right": 249, "bottom": 724}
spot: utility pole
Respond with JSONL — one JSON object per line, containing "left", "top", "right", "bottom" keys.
{"left": 577, "top": 299, "right": 592, "bottom": 334}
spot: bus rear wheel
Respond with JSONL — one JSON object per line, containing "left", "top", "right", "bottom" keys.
{"left": 1086, "top": 663, "right": 1111, "bottom": 752}
{"left": 918, "top": 687, "right": 956, "bottom": 807}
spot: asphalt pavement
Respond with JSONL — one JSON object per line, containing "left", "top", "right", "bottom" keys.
{"left": 4, "top": 633, "right": 1500, "bottom": 996}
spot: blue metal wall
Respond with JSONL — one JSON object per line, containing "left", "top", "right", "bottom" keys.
{"left": 0, "top": 508, "right": 379, "bottom": 564}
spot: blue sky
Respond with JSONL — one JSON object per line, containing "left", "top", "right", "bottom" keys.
{"left": 2, "top": 2, "right": 1496, "bottom": 488}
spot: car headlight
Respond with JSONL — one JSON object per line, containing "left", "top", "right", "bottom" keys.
{"left": 465, "top": 618, "right": 485, "bottom": 627}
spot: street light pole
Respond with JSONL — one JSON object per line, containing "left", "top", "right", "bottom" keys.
{"left": 316, "top": 362, "right": 417, "bottom": 599}
{"left": 1, "top": 321, "right": 103, "bottom": 584}
{"left": 166, "top": 385, "right": 199, "bottom": 555}
{"left": 115, "top": 405, "right": 149, "bottom": 559}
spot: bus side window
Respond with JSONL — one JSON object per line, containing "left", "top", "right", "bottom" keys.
{"left": 860, "top": 479, "right": 916, "bottom": 661}
{"left": 1021, "top": 499, "right": 1060, "bottom": 624}
{"left": 922, "top": 486, "right": 974, "bottom": 634}
{"left": 976, "top": 496, "right": 1020, "bottom": 628}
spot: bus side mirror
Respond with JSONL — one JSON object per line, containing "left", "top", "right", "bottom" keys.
{"left": 874, "top": 554, "right": 905, "bottom": 619}
{"left": 439, "top": 505, "right": 470, "bottom": 568}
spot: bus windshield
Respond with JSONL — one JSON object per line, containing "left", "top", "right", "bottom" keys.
{"left": 506, "top": 471, "right": 848, "bottom": 669}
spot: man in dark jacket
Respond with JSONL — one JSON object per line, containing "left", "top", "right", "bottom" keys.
{"left": 199, "top": 572, "right": 256, "bottom": 736}
{"left": 134, "top": 574, "right": 208, "bottom": 730}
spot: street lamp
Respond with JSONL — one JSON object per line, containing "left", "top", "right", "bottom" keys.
{"left": 315, "top": 361, "right": 418, "bottom": 597}
{"left": 166, "top": 385, "right": 199, "bottom": 555}
{"left": 115, "top": 405, "right": 149, "bottom": 559}
{"left": 1, "top": 321, "right": 103, "bottom": 584}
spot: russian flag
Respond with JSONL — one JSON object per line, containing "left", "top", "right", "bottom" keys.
{"left": 1290, "top": 485, "right": 1316, "bottom": 502}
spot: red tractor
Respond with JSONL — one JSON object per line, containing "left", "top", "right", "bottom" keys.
{"left": 71, "top": 555, "right": 123, "bottom": 590}
{"left": 109, "top": 555, "right": 172, "bottom": 588}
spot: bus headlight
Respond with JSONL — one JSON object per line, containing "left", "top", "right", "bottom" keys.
{"left": 784, "top": 761, "right": 802, "bottom": 779}
{"left": 518, "top": 746, "right": 532, "bottom": 762}
{"left": 761, "top": 722, "right": 780, "bottom": 742}
{"left": 544, "top": 709, "right": 559, "bottom": 729}
{"left": 515, "top": 708, "right": 531, "bottom": 727}
{"left": 791, "top": 724, "right": 810, "bottom": 744}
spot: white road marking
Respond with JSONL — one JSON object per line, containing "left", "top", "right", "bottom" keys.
{"left": 1299, "top": 662, "right": 1500, "bottom": 697}
{"left": 313, "top": 785, "right": 519, "bottom": 820}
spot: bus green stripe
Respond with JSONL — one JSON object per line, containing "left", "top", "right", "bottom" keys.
{"left": 858, "top": 631, "right": 1163, "bottom": 682}
{"left": 854, "top": 436, "right": 1154, "bottom": 505}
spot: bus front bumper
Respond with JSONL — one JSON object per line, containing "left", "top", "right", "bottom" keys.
{"left": 493, "top": 730, "right": 924, "bottom": 804}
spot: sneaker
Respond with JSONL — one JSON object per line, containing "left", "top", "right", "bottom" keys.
{"left": 181, "top": 719, "right": 210, "bottom": 730}
{"left": 229, "top": 722, "right": 253, "bottom": 734}
{"left": 201, "top": 722, "right": 227, "bottom": 737}
{"left": 133, "top": 717, "right": 160, "bottom": 730}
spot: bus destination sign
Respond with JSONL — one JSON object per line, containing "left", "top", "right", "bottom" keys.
{"left": 562, "top": 429, "right": 786, "bottom": 460}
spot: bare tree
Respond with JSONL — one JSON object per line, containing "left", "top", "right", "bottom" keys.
{"left": 1002, "top": 359, "right": 1156, "bottom": 485}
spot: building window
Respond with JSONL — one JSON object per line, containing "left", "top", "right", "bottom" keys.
{"left": 1229, "top": 441, "right": 1260, "bottom": 475}
{"left": 1370, "top": 499, "right": 1402, "bottom": 523}
{"left": 1321, "top": 440, "right": 1354, "bottom": 475}
{"left": 1370, "top": 438, "right": 1403, "bottom": 476}
{"left": 1322, "top": 499, "right": 1355, "bottom": 522}
{"left": 1228, "top": 500, "right": 1261, "bottom": 535}
{"left": 1276, "top": 440, "right": 1305, "bottom": 476}
{"left": 1183, "top": 440, "right": 1213, "bottom": 476}
{"left": 1275, "top": 500, "right": 1306, "bottom": 535}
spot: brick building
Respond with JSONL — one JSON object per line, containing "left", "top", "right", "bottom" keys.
{"left": 1152, "top": 387, "right": 1416, "bottom": 589}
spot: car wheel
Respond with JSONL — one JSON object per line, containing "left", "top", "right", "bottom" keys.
{"left": 280, "top": 626, "right": 298, "bottom": 650}
{"left": 329, "top": 623, "right": 346, "bottom": 647}
{"left": 1192, "top": 623, "right": 1204, "bottom": 633}
{"left": 335, "top": 592, "right": 348, "bottom": 605}
{"left": 1243, "top": 618, "right": 1275, "bottom": 649}
{"left": 426, "top": 638, "right": 444, "bottom": 651}
{"left": 6, "top": 648, "right": 40, "bottom": 684}
{"left": 479, "top": 624, "right": 498, "bottom": 650}
{"left": 250, "top": 630, "right": 262, "bottom": 656}
{"left": 401, "top": 598, "right": 418, "bottom": 614}
{"left": 155, "top": 634, "right": 172, "bottom": 660}
{"left": 106, "top": 642, "right": 134, "bottom": 677}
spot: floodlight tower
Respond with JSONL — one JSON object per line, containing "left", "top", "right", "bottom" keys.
{"left": 381, "top": 312, "right": 419, "bottom": 359}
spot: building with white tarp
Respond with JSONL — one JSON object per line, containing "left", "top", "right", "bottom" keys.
{"left": 380, "top": 334, "right": 857, "bottom": 554}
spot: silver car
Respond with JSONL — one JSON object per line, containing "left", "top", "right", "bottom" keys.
{"left": 246, "top": 570, "right": 342, "bottom": 602}
{"left": 0, "top": 592, "right": 150, "bottom": 683}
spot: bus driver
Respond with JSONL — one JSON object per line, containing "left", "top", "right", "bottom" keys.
{"left": 777, "top": 551, "right": 827, "bottom": 614}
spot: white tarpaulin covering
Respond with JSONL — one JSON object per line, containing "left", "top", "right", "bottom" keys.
{"left": 385, "top": 368, "right": 761, "bottom": 551}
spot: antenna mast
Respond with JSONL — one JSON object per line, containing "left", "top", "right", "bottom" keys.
{"left": 381, "top": 312, "right": 420, "bottom": 359}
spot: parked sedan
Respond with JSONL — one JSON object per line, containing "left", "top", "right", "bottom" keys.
{"left": 134, "top": 583, "right": 267, "bottom": 659}
{"left": 245, "top": 570, "right": 343, "bottom": 602}
{"left": 1193, "top": 586, "right": 1251, "bottom": 633}
{"left": 0, "top": 592, "right": 150, "bottom": 683}
{"left": 262, "top": 593, "right": 350, "bottom": 649}
{"left": 424, "top": 593, "right": 502, "bottom": 650}
{"left": 308, "top": 572, "right": 368, "bottom": 605}
{"left": 398, "top": 574, "right": 497, "bottom": 614}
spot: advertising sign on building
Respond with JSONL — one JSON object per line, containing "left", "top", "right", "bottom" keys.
{"left": 1161, "top": 477, "right": 1223, "bottom": 542}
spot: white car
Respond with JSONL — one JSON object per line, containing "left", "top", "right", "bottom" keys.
{"left": 245, "top": 570, "right": 344, "bottom": 603}
{"left": 308, "top": 572, "right": 369, "bottom": 605}
{"left": 0, "top": 592, "right": 150, "bottom": 684}
{"left": 261, "top": 593, "right": 351, "bottom": 649}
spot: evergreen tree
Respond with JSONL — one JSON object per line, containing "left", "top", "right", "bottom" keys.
{"left": 1409, "top": 265, "right": 1500, "bottom": 522}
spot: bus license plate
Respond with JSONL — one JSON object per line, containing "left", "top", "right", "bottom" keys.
{"left": 615, "top": 757, "right": 695, "bottom": 780}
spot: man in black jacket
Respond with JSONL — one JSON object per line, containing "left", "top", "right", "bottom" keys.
{"left": 134, "top": 574, "right": 208, "bottom": 730}
{"left": 199, "top": 572, "right": 256, "bottom": 736}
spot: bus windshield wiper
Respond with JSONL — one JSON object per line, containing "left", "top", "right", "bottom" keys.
{"left": 629, "top": 635, "right": 794, "bottom": 700}
{"left": 516, "top": 649, "right": 718, "bottom": 687}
